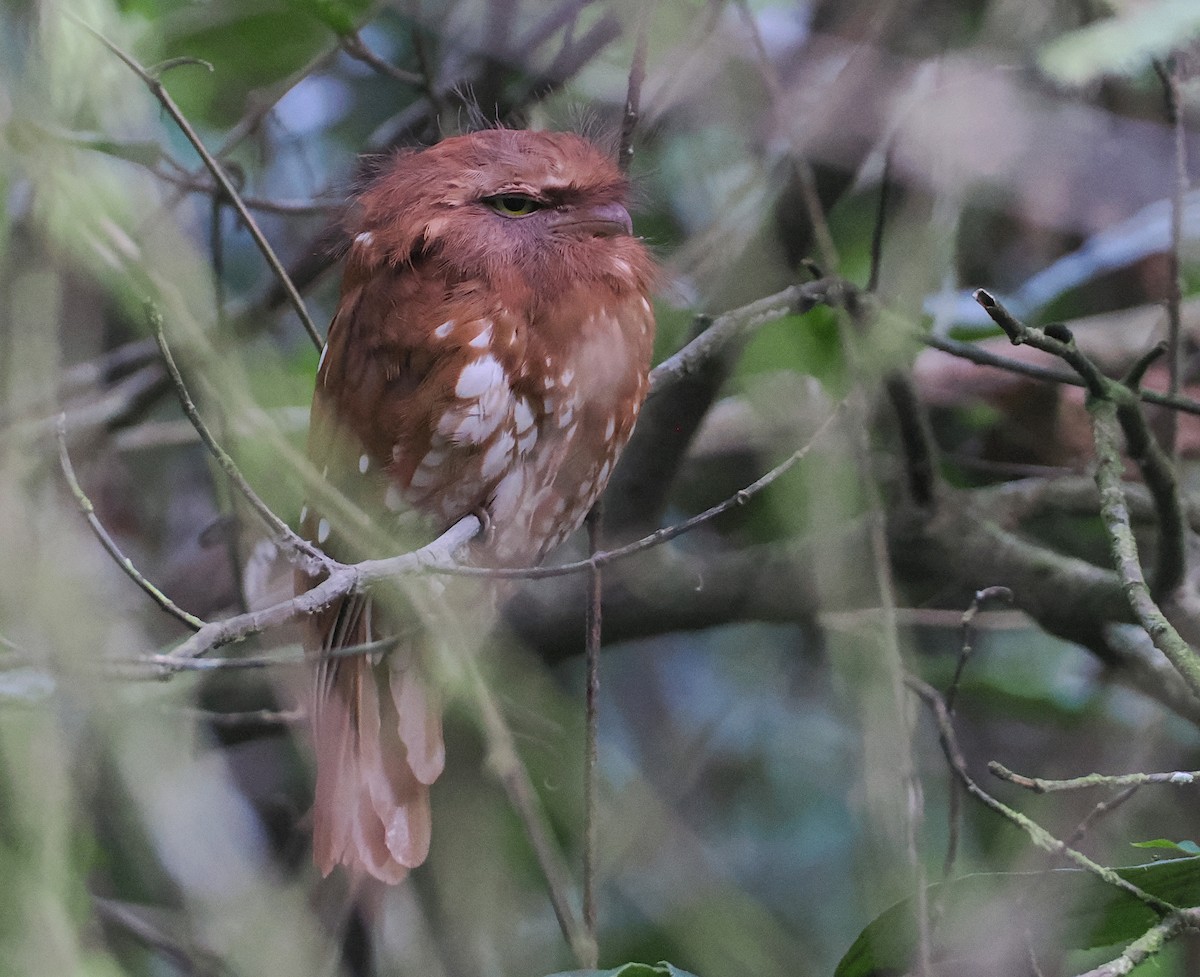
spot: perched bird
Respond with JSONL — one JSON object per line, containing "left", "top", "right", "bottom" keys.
{"left": 297, "top": 128, "right": 657, "bottom": 883}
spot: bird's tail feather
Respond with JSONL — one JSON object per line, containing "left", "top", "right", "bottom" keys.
{"left": 310, "top": 594, "right": 445, "bottom": 883}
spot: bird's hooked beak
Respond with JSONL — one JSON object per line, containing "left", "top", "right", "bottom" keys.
{"left": 549, "top": 201, "right": 634, "bottom": 238}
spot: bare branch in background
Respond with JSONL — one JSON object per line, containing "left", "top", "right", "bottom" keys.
{"left": 1152, "top": 58, "right": 1188, "bottom": 458}
{"left": 990, "top": 763, "right": 1200, "bottom": 793}
{"left": 147, "top": 303, "right": 326, "bottom": 570}
{"left": 340, "top": 30, "right": 426, "bottom": 86}
{"left": 908, "top": 675, "right": 1178, "bottom": 916}
{"left": 56, "top": 415, "right": 205, "bottom": 631}
{"left": 617, "top": 3, "right": 650, "bottom": 174}
{"left": 75, "top": 18, "right": 324, "bottom": 349}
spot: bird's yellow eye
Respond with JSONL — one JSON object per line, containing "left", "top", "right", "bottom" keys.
{"left": 484, "top": 194, "right": 542, "bottom": 218}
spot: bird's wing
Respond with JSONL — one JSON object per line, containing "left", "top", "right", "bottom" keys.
{"left": 299, "top": 260, "right": 477, "bottom": 883}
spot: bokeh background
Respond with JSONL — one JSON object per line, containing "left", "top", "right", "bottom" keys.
{"left": 2, "top": 1, "right": 1200, "bottom": 975}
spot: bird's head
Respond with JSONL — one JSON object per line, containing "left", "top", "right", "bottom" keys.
{"left": 348, "top": 129, "right": 653, "bottom": 293}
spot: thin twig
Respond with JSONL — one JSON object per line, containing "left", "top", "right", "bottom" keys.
{"left": 867, "top": 145, "right": 894, "bottom": 294}
{"left": 151, "top": 168, "right": 340, "bottom": 214}
{"left": 921, "top": 332, "right": 1200, "bottom": 419}
{"left": 946, "top": 586, "right": 1013, "bottom": 713}
{"left": 649, "top": 278, "right": 842, "bottom": 392}
{"left": 736, "top": 0, "right": 839, "bottom": 271}
{"left": 56, "top": 415, "right": 205, "bottom": 631}
{"left": 174, "top": 705, "right": 305, "bottom": 727}
{"left": 1061, "top": 785, "right": 1141, "bottom": 851}
{"left": 1152, "top": 59, "right": 1187, "bottom": 459}
{"left": 907, "top": 674, "right": 1179, "bottom": 917}
{"left": 147, "top": 302, "right": 325, "bottom": 571}
{"left": 990, "top": 763, "right": 1200, "bottom": 793}
{"left": 974, "top": 289, "right": 1108, "bottom": 398}
{"left": 582, "top": 505, "right": 603, "bottom": 966}
{"left": 1091, "top": 397, "right": 1200, "bottom": 698}
{"left": 340, "top": 31, "right": 426, "bottom": 85}
{"left": 6, "top": 361, "right": 166, "bottom": 444}
{"left": 975, "top": 290, "right": 1195, "bottom": 649}
{"left": 146, "top": 636, "right": 397, "bottom": 672}
{"left": 208, "top": 199, "right": 250, "bottom": 617}
{"left": 883, "top": 370, "right": 937, "bottom": 508}
{"left": 617, "top": 3, "right": 650, "bottom": 174}
{"left": 74, "top": 18, "right": 323, "bottom": 350}
{"left": 143, "top": 402, "right": 843, "bottom": 665}
{"left": 410, "top": 20, "right": 449, "bottom": 123}
{"left": 427, "top": 398, "right": 846, "bottom": 581}
{"left": 941, "top": 585, "right": 1012, "bottom": 884}
{"left": 1118, "top": 348, "right": 1187, "bottom": 597}
{"left": 154, "top": 516, "right": 480, "bottom": 667}
{"left": 840, "top": 309, "right": 929, "bottom": 974}
{"left": 1070, "top": 908, "right": 1200, "bottom": 977}
{"left": 468, "top": 661, "right": 593, "bottom": 966}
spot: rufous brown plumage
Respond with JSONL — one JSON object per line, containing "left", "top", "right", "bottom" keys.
{"left": 297, "top": 128, "right": 657, "bottom": 883}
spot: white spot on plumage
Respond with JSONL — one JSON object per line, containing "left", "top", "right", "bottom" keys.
{"left": 410, "top": 465, "right": 438, "bottom": 489}
{"left": 640, "top": 296, "right": 652, "bottom": 315}
{"left": 518, "top": 427, "right": 538, "bottom": 455}
{"left": 317, "top": 518, "right": 331, "bottom": 544}
{"left": 459, "top": 407, "right": 502, "bottom": 444}
{"left": 557, "top": 404, "right": 575, "bottom": 428}
{"left": 543, "top": 376, "right": 555, "bottom": 389}
{"left": 612, "top": 258, "right": 632, "bottom": 277}
{"left": 468, "top": 321, "right": 494, "bottom": 349}
{"left": 560, "top": 367, "right": 575, "bottom": 386}
{"left": 384, "top": 484, "right": 404, "bottom": 511}
{"left": 491, "top": 467, "right": 525, "bottom": 517}
{"left": 598, "top": 460, "right": 612, "bottom": 486}
{"left": 299, "top": 505, "right": 309, "bottom": 524}
{"left": 480, "top": 434, "right": 514, "bottom": 480}
{"left": 456, "top": 355, "right": 506, "bottom": 399}
{"left": 318, "top": 344, "right": 328, "bottom": 370}
{"left": 604, "top": 417, "right": 615, "bottom": 440}
{"left": 514, "top": 399, "right": 535, "bottom": 434}
{"left": 355, "top": 231, "right": 374, "bottom": 247}
{"left": 421, "top": 445, "right": 447, "bottom": 468}
{"left": 358, "top": 453, "right": 370, "bottom": 474}
{"left": 434, "top": 320, "right": 455, "bottom": 339}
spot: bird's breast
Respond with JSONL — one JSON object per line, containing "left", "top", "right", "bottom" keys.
{"left": 394, "top": 288, "right": 653, "bottom": 566}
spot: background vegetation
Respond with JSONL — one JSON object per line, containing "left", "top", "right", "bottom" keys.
{"left": 3, "top": 1, "right": 1200, "bottom": 975}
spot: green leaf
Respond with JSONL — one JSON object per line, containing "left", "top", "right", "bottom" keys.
{"left": 296, "top": 0, "right": 370, "bottom": 34}
{"left": 835, "top": 859, "right": 1200, "bottom": 977}
{"left": 1039, "top": 0, "right": 1200, "bottom": 84}
{"left": 1132, "top": 839, "right": 1200, "bottom": 855}
{"left": 545, "top": 963, "right": 701, "bottom": 977}
{"left": 157, "top": 5, "right": 332, "bottom": 125}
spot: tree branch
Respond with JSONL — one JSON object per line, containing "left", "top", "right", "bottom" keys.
{"left": 648, "top": 280, "right": 841, "bottom": 394}
{"left": 921, "top": 332, "right": 1200, "bottom": 419}
{"left": 990, "top": 762, "right": 1200, "bottom": 793}
{"left": 147, "top": 303, "right": 326, "bottom": 571}
{"left": 56, "top": 415, "right": 205, "bottom": 631}
{"left": 75, "top": 18, "right": 324, "bottom": 350}
{"left": 907, "top": 675, "right": 1178, "bottom": 917}
{"left": 974, "top": 289, "right": 1199, "bottom": 693}
{"left": 1070, "top": 908, "right": 1200, "bottom": 977}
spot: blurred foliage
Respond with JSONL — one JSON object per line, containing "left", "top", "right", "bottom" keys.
{"left": 2, "top": 1, "right": 1200, "bottom": 976}
{"left": 837, "top": 858, "right": 1200, "bottom": 977}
